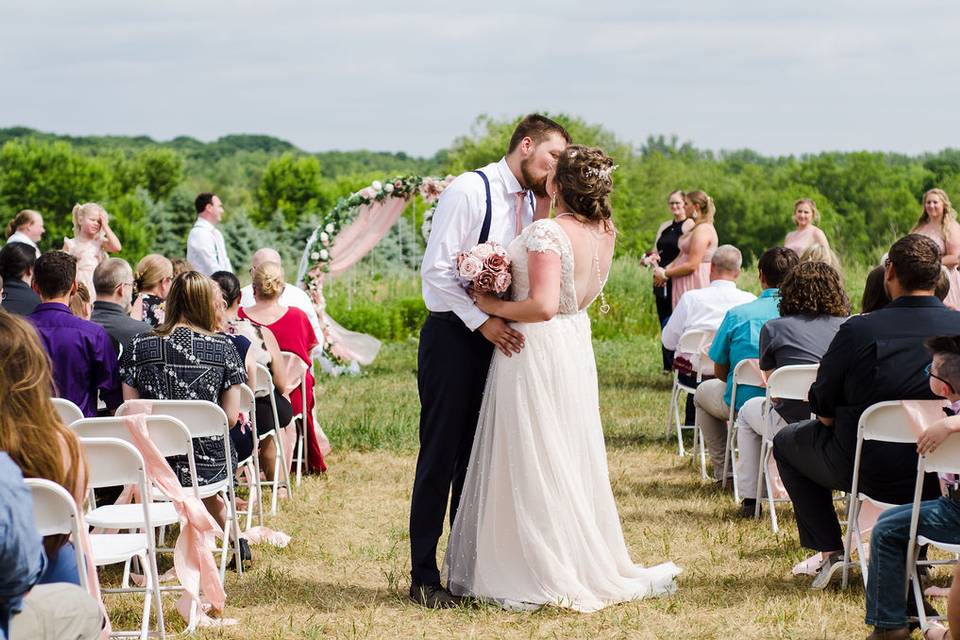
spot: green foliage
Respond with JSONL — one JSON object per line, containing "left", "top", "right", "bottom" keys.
{"left": 255, "top": 153, "right": 329, "bottom": 228}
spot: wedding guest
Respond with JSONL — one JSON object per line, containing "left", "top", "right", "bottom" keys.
{"left": 187, "top": 193, "right": 232, "bottom": 276}
{"left": 694, "top": 246, "right": 799, "bottom": 485}
{"left": 240, "top": 261, "right": 326, "bottom": 472}
{"left": 212, "top": 270, "right": 292, "bottom": 488}
{"left": 91, "top": 258, "right": 150, "bottom": 354}
{"left": 913, "top": 188, "right": 960, "bottom": 309}
{"left": 130, "top": 253, "right": 173, "bottom": 327}
{"left": 784, "top": 198, "right": 830, "bottom": 255}
{"left": 661, "top": 245, "right": 755, "bottom": 426}
{"left": 120, "top": 271, "right": 246, "bottom": 533}
{"left": 861, "top": 265, "right": 891, "bottom": 313}
{"left": 799, "top": 242, "right": 841, "bottom": 273}
{"left": 28, "top": 251, "right": 120, "bottom": 417}
{"left": 734, "top": 262, "right": 849, "bottom": 517}
{"left": 0, "top": 242, "right": 40, "bottom": 315}
{"left": 239, "top": 248, "right": 324, "bottom": 359}
{"left": 4, "top": 209, "right": 44, "bottom": 257}
{"left": 773, "top": 234, "right": 958, "bottom": 590}
{"left": 62, "top": 203, "right": 121, "bottom": 303}
{"left": 654, "top": 190, "right": 719, "bottom": 309}
{"left": 68, "top": 282, "right": 91, "bottom": 320}
{"left": 171, "top": 258, "right": 193, "bottom": 278}
{"left": 647, "top": 190, "right": 694, "bottom": 372}
{"left": 0, "top": 311, "right": 90, "bottom": 588}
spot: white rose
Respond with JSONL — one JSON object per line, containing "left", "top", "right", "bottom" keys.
{"left": 320, "top": 232, "right": 329, "bottom": 243}
{"left": 458, "top": 255, "right": 483, "bottom": 280}
{"left": 473, "top": 243, "right": 494, "bottom": 259}
{"left": 319, "top": 249, "right": 329, "bottom": 260}
{"left": 372, "top": 180, "right": 382, "bottom": 191}
{"left": 325, "top": 223, "right": 334, "bottom": 233}
{"left": 310, "top": 251, "right": 320, "bottom": 260}
{"left": 384, "top": 183, "right": 394, "bottom": 193}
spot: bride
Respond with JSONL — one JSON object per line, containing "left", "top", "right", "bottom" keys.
{"left": 444, "top": 145, "right": 680, "bottom": 611}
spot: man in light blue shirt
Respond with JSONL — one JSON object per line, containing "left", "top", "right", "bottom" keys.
{"left": 694, "top": 247, "right": 800, "bottom": 484}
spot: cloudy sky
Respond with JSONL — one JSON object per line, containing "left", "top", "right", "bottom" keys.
{"left": 1, "top": 1, "right": 956, "bottom": 157}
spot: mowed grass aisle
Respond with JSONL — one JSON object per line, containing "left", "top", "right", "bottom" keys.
{"left": 127, "top": 337, "right": 886, "bottom": 639}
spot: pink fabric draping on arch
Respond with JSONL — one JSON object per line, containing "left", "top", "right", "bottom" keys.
{"left": 326, "top": 197, "right": 411, "bottom": 276}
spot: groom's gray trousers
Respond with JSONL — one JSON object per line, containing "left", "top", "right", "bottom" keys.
{"left": 410, "top": 311, "right": 493, "bottom": 587}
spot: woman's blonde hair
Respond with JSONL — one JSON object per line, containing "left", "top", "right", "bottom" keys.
{"left": 685, "top": 190, "right": 716, "bottom": 225}
{"left": 252, "top": 261, "right": 285, "bottom": 300}
{"left": 5, "top": 209, "right": 39, "bottom": 239}
{"left": 0, "top": 312, "right": 86, "bottom": 557}
{"left": 799, "top": 242, "right": 842, "bottom": 273}
{"left": 134, "top": 254, "right": 173, "bottom": 294}
{"left": 794, "top": 198, "right": 821, "bottom": 225}
{"left": 155, "top": 271, "right": 218, "bottom": 336}
{"left": 69, "top": 281, "right": 91, "bottom": 318}
{"left": 71, "top": 202, "right": 107, "bottom": 236}
{"left": 913, "top": 188, "right": 958, "bottom": 237}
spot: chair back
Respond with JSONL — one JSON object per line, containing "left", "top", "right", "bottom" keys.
{"left": 238, "top": 384, "right": 256, "bottom": 416}
{"left": 732, "top": 358, "right": 766, "bottom": 389}
{"left": 52, "top": 398, "right": 84, "bottom": 427}
{"left": 859, "top": 400, "right": 944, "bottom": 444}
{"left": 24, "top": 478, "right": 89, "bottom": 590}
{"left": 253, "top": 363, "right": 274, "bottom": 398}
{"left": 676, "top": 329, "right": 715, "bottom": 376}
{"left": 118, "top": 399, "right": 230, "bottom": 440}
{"left": 79, "top": 437, "right": 149, "bottom": 489}
{"left": 72, "top": 416, "right": 192, "bottom": 459}
{"left": 920, "top": 431, "right": 960, "bottom": 475}
{"left": 280, "top": 351, "right": 307, "bottom": 390}
{"left": 765, "top": 364, "right": 819, "bottom": 402}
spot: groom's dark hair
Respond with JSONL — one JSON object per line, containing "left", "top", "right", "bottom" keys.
{"left": 508, "top": 114, "right": 571, "bottom": 153}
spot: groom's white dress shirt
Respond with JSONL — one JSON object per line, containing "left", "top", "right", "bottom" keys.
{"left": 661, "top": 279, "right": 756, "bottom": 351}
{"left": 5, "top": 231, "right": 40, "bottom": 257}
{"left": 421, "top": 157, "right": 534, "bottom": 331}
{"left": 187, "top": 217, "right": 233, "bottom": 276}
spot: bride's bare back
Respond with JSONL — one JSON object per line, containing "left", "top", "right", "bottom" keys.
{"left": 554, "top": 214, "right": 616, "bottom": 311}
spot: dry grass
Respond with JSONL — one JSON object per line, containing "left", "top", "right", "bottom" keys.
{"left": 104, "top": 337, "right": 936, "bottom": 639}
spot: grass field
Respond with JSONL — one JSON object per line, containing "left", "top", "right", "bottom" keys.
{"left": 102, "top": 328, "right": 944, "bottom": 639}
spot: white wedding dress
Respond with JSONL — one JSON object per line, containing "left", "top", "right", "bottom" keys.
{"left": 444, "top": 218, "right": 680, "bottom": 612}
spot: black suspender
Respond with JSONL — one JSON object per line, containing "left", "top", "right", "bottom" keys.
{"left": 473, "top": 170, "right": 492, "bottom": 244}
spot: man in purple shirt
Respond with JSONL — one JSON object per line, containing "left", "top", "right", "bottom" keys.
{"left": 28, "top": 251, "right": 121, "bottom": 417}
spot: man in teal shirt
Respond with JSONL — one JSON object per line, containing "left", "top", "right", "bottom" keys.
{"left": 695, "top": 247, "right": 800, "bottom": 485}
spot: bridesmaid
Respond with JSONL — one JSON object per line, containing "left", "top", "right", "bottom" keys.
{"left": 912, "top": 188, "right": 960, "bottom": 309}
{"left": 784, "top": 198, "right": 829, "bottom": 256}
{"left": 647, "top": 190, "right": 694, "bottom": 372}
{"left": 654, "top": 190, "right": 718, "bottom": 309}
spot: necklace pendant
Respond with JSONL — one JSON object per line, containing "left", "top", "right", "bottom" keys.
{"left": 599, "top": 300, "right": 610, "bottom": 314}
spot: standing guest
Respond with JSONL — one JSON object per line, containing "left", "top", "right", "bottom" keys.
{"left": 913, "top": 188, "right": 960, "bottom": 309}
{"left": 187, "top": 193, "right": 232, "bottom": 276}
{"left": 62, "top": 203, "right": 121, "bottom": 303}
{"left": 171, "top": 258, "right": 193, "bottom": 278}
{"left": 130, "top": 254, "right": 173, "bottom": 327}
{"left": 654, "top": 190, "right": 719, "bottom": 309}
{"left": 646, "top": 190, "right": 694, "bottom": 372}
{"left": 239, "top": 248, "right": 324, "bottom": 359}
{"left": 28, "top": 251, "right": 120, "bottom": 417}
{"left": 734, "top": 262, "right": 850, "bottom": 517}
{"left": 91, "top": 258, "right": 150, "bottom": 354}
{"left": 773, "top": 234, "right": 959, "bottom": 590}
{"left": 784, "top": 198, "right": 830, "bottom": 255}
{"left": 68, "top": 282, "right": 91, "bottom": 320}
{"left": 694, "top": 247, "right": 799, "bottom": 485}
{"left": 240, "top": 262, "right": 326, "bottom": 472}
{"left": 0, "top": 242, "right": 40, "bottom": 315}
{"left": 4, "top": 209, "right": 44, "bottom": 257}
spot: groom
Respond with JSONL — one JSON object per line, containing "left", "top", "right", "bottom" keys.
{"left": 410, "top": 114, "right": 570, "bottom": 607}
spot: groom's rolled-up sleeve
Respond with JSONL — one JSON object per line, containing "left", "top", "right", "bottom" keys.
{"left": 421, "top": 175, "right": 489, "bottom": 331}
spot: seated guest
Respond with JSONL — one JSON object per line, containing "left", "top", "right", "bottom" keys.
{"left": 694, "top": 247, "right": 799, "bottom": 485}
{"left": 212, "top": 270, "right": 293, "bottom": 488}
{"left": 120, "top": 271, "right": 247, "bottom": 535}
{"left": 799, "top": 242, "right": 842, "bottom": 273}
{"left": 863, "top": 335, "right": 960, "bottom": 639}
{"left": 661, "top": 245, "right": 756, "bottom": 426}
{"left": 773, "top": 234, "right": 960, "bottom": 590}
{"left": 68, "top": 282, "right": 91, "bottom": 320}
{"left": 0, "top": 242, "right": 40, "bottom": 315}
{"left": 734, "top": 262, "right": 850, "bottom": 517}
{"left": 130, "top": 254, "right": 173, "bottom": 327}
{"left": 861, "top": 265, "right": 891, "bottom": 313}
{"left": 170, "top": 258, "right": 193, "bottom": 278}
{"left": 0, "top": 312, "right": 90, "bottom": 589}
{"left": 90, "top": 258, "right": 151, "bottom": 354}
{"left": 28, "top": 251, "right": 120, "bottom": 417}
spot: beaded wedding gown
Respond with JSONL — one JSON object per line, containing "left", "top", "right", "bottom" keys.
{"left": 444, "top": 218, "right": 680, "bottom": 612}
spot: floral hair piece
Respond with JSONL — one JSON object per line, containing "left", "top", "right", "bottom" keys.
{"left": 587, "top": 164, "right": 619, "bottom": 180}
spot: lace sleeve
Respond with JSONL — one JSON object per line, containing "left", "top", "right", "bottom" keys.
{"left": 524, "top": 220, "right": 563, "bottom": 256}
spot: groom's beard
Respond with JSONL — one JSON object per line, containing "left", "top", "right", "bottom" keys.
{"left": 520, "top": 158, "right": 549, "bottom": 198}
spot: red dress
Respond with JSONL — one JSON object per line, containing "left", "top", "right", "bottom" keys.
{"left": 239, "top": 306, "right": 327, "bottom": 472}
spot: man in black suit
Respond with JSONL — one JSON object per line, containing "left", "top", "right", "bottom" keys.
{"left": 773, "top": 234, "right": 960, "bottom": 589}
{"left": 90, "top": 258, "right": 150, "bottom": 354}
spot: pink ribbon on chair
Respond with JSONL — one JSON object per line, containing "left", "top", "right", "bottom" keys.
{"left": 120, "top": 401, "right": 226, "bottom": 618}
{"left": 75, "top": 508, "right": 112, "bottom": 638}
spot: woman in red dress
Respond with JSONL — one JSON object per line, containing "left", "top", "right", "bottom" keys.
{"left": 239, "top": 261, "right": 327, "bottom": 472}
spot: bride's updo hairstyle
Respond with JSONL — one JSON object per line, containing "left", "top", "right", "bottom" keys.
{"left": 554, "top": 145, "right": 616, "bottom": 231}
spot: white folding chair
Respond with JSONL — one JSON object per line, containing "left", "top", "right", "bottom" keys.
{"left": 79, "top": 437, "right": 165, "bottom": 640}
{"left": 722, "top": 358, "right": 766, "bottom": 501}
{"left": 752, "top": 364, "right": 819, "bottom": 532}
{"left": 254, "top": 362, "right": 293, "bottom": 513}
{"left": 52, "top": 397, "right": 84, "bottom": 427}
{"left": 667, "top": 329, "right": 715, "bottom": 472}
{"left": 234, "top": 383, "right": 264, "bottom": 530}
{"left": 906, "top": 432, "right": 960, "bottom": 633}
{"left": 117, "top": 400, "right": 244, "bottom": 581}
{"left": 281, "top": 350, "right": 310, "bottom": 487}
{"left": 841, "top": 400, "right": 943, "bottom": 588}
{"left": 25, "top": 478, "right": 90, "bottom": 591}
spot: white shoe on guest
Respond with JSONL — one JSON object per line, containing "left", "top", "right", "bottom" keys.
{"left": 792, "top": 552, "right": 826, "bottom": 576}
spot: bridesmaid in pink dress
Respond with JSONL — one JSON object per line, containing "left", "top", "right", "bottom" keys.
{"left": 784, "top": 198, "right": 830, "bottom": 257}
{"left": 655, "top": 190, "right": 718, "bottom": 308}
{"left": 62, "top": 202, "right": 121, "bottom": 302}
{"left": 912, "top": 188, "right": 960, "bottom": 310}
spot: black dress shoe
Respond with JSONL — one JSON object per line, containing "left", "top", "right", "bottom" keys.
{"left": 228, "top": 538, "right": 253, "bottom": 572}
{"left": 865, "top": 627, "right": 910, "bottom": 640}
{"left": 409, "top": 583, "right": 457, "bottom": 609}
{"left": 738, "top": 499, "right": 758, "bottom": 519}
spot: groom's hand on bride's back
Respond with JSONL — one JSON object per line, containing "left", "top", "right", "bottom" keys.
{"left": 478, "top": 317, "right": 524, "bottom": 356}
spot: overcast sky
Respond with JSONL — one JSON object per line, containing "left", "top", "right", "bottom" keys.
{"left": 1, "top": 1, "right": 957, "bottom": 157}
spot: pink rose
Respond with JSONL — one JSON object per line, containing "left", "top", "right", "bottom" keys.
{"left": 494, "top": 271, "right": 511, "bottom": 293}
{"left": 360, "top": 187, "right": 377, "bottom": 200}
{"left": 474, "top": 270, "right": 496, "bottom": 292}
{"left": 458, "top": 255, "right": 484, "bottom": 280}
{"left": 473, "top": 243, "right": 494, "bottom": 259}
{"left": 484, "top": 253, "right": 508, "bottom": 273}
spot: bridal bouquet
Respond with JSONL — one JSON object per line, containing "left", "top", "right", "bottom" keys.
{"left": 457, "top": 242, "right": 512, "bottom": 294}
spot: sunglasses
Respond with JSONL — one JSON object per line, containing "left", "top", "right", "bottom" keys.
{"left": 925, "top": 362, "right": 955, "bottom": 393}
